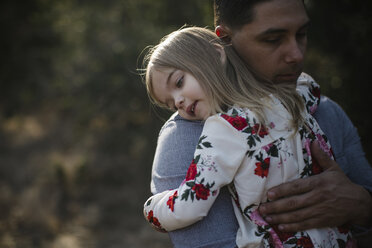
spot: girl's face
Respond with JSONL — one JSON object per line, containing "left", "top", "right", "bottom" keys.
{"left": 151, "top": 68, "right": 212, "bottom": 121}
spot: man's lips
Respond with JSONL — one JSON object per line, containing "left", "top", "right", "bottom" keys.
{"left": 276, "top": 70, "right": 302, "bottom": 82}
{"left": 186, "top": 101, "right": 197, "bottom": 116}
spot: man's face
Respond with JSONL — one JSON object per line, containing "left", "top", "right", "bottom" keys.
{"left": 229, "top": 0, "right": 310, "bottom": 84}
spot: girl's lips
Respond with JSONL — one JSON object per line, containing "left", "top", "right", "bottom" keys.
{"left": 186, "top": 101, "right": 197, "bottom": 116}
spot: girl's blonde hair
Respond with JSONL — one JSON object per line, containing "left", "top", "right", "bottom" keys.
{"left": 143, "top": 26, "right": 304, "bottom": 128}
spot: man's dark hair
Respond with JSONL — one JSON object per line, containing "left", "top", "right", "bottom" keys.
{"left": 214, "top": 0, "right": 305, "bottom": 30}
{"left": 214, "top": 0, "right": 270, "bottom": 30}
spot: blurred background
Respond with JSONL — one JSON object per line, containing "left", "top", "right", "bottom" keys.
{"left": 0, "top": 0, "right": 371, "bottom": 247}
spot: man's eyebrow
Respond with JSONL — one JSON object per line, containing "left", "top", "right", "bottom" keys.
{"left": 299, "top": 20, "right": 311, "bottom": 31}
{"left": 258, "top": 20, "right": 311, "bottom": 37}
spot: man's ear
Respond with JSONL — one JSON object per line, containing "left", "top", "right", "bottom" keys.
{"left": 215, "top": 25, "right": 232, "bottom": 43}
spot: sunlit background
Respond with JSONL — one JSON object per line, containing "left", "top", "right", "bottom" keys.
{"left": 0, "top": 0, "right": 371, "bottom": 247}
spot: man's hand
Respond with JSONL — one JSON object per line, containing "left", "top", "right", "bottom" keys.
{"left": 258, "top": 141, "right": 372, "bottom": 232}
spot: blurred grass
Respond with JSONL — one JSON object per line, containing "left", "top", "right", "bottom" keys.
{"left": 0, "top": 0, "right": 371, "bottom": 247}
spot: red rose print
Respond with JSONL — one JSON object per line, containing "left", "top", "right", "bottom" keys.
{"left": 147, "top": 210, "right": 162, "bottom": 228}
{"left": 252, "top": 124, "right": 269, "bottom": 138}
{"left": 296, "top": 236, "right": 313, "bottom": 248}
{"left": 186, "top": 160, "right": 197, "bottom": 181}
{"left": 277, "top": 231, "right": 295, "bottom": 242}
{"left": 146, "top": 210, "right": 153, "bottom": 222}
{"left": 192, "top": 183, "right": 210, "bottom": 200}
{"left": 152, "top": 217, "right": 161, "bottom": 228}
{"left": 311, "top": 86, "right": 321, "bottom": 99}
{"left": 221, "top": 114, "right": 248, "bottom": 131}
{"left": 337, "top": 225, "right": 350, "bottom": 234}
{"left": 254, "top": 158, "right": 270, "bottom": 178}
{"left": 272, "top": 225, "right": 295, "bottom": 242}
{"left": 167, "top": 191, "right": 178, "bottom": 212}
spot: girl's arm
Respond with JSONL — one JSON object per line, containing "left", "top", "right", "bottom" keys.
{"left": 143, "top": 114, "right": 249, "bottom": 232}
{"left": 148, "top": 114, "right": 239, "bottom": 247}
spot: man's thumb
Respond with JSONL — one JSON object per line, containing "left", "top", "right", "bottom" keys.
{"left": 310, "top": 141, "right": 340, "bottom": 171}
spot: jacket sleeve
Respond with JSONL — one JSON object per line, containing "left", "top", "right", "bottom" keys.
{"left": 149, "top": 114, "right": 239, "bottom": 248}
{"left": 144, "top": 115, "right": 249, "bottom": 231}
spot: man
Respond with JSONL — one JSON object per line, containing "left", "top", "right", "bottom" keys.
{"left": 150, "top": 0, "right": 372, "bottom": 247}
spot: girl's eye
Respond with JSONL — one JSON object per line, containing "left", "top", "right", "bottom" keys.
{"left": 176, "top": 76, "right": 183, "bottom": 88}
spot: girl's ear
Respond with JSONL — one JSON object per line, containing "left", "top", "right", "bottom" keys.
{"left": 215, "top": 25, "right": 232, "bottom": 43}
{"left": 214, "top": 44, "right": 226, "bottom": 65}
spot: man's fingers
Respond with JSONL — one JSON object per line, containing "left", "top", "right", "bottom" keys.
{"left": 310, "top": 141, "right": 341, "bottom": 171}
{"left": 265, "top": 175, "right": 318, "bottom": 201}
{"left": 262, "top": 200, "right": 325, "bottom": 226}
{"left": 275, "top": 216, "right": 327, "bottom": 233}
{"left": 260, "top": 185, "right": 320, "bottom": 216}
{"left": 262, "top": 201, "right": 346, "bottom": 232}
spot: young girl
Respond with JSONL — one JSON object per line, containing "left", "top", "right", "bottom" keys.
{"left": 142, "top": 27, "right": 354, "bottom": 248}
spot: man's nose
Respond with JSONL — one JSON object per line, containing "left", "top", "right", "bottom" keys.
{"left": 284, "top": 40, "right": 305, "bottom": 64}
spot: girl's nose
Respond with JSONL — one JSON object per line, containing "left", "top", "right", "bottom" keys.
{"left": 175, "top": 95, "right": 184, "bottom": 110}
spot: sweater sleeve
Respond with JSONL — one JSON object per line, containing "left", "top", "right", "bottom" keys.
{"left": 144, "top": 114, "right": 249, "bottom": 231}
{"left": 314, "top": 96, "right": 372, "bottom": 192}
